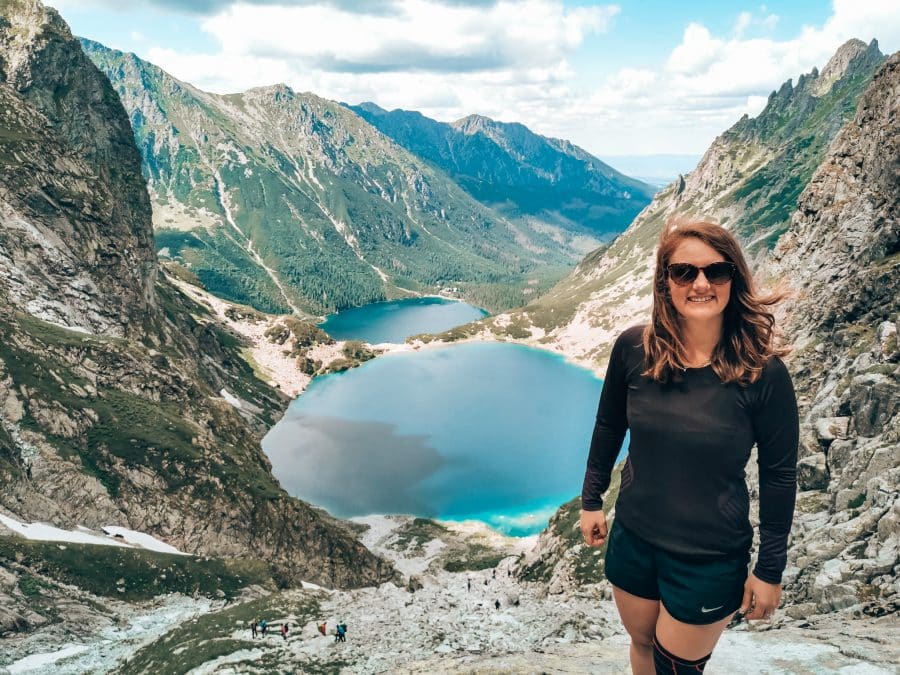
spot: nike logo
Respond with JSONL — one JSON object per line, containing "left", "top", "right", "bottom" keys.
{"left": 700, "top": 605, "right": 723, "bottom": 613}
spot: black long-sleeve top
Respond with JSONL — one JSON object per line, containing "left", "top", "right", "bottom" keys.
{"left": 581, "top": 325, "right": 799, "bottom": 584}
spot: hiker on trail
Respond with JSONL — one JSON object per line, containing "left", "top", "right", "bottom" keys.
{"left": 467, "top": 578, "right": 471, "bottom": 592}
{"left": 494, "top": 599, "right": 500, "bottom": 610}
{"left": 318, "top": 621, "right": 327, "bottom": 636}
{"left": 250, "top": 620, "right": 257, "bottom": 638}
{"left": 260, "top": 618, "right": 268, "bottom": 636}
{"left": 338, "top": 622, "right": 347, "bottom": 642}
{"left": 492, "top": 569, "right": 496, "bottom": 580}
{"left": 580, "top": 220, "right": 799, "bottom": 674}
{"left": 281, "top": 623, "right": 288, "bottom": 640}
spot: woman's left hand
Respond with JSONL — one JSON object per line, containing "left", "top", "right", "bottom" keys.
{"left": 739, "top": 572, "right": 782, "bottom": 620}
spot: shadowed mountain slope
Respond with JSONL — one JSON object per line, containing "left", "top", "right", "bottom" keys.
{"left": 350, "top": 102, "right": 655, "bottom": 242}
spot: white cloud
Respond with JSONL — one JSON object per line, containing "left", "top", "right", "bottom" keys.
{"left": 119, "top": 0, "right": 898, "bottom": 156}
{"left": 666, "top": 23, "right": 724, "bottom": 75}
{"left": 198, "top": 0, "right": 618, "bottom": 73}
{"left": 733, "top": 8, "right": 778, "bottom": 38}
{"left": 569, "top": 0, "right": 899, "bottom": 154}
{"left": 734, "top": 11, "right": 753, "bottom": 38}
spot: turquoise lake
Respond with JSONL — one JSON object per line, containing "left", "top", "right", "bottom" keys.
{"left": 263, "top": 341, "right": 629, "bottom": 536}
{"left": 318, "top": 296, "right": 488, "bottom": 344}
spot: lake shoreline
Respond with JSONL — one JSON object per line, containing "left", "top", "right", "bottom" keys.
{"left": 169, "top": 273, "right": 602, "bottom": 401}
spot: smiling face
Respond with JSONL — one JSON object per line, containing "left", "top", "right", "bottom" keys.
{"left": 667, "top": 237, "right": 732, "bottom": 324}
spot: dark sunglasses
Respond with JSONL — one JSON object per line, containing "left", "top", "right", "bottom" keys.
{"left": 667, "top": 262, "right": 736, "bottom": 286}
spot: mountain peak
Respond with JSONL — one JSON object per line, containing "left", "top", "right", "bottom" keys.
{"left": 1, "top": 0, "right": 71, "bottom": 81}
{"left": 813, "top": 38, "right": 883, "bottom": 96}
{"left": 354, "top": 101, "right": 388, "bottom": 116}
{"left": 450, "top": 113, "right": 497, "bottom": 135}
{"left": 245, "top": 82, "right": 295, "bottom": 98}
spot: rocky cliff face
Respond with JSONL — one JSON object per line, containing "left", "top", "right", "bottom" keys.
{"left": 350, "top": 103, "right": 655, "bottom": 241}
{"left": 0, "top": 0, "right": 395, "bottom": 590}
{"left": 82, "top": 40, "right": 578, "bottom": 316}
{"left": 0, "top": 0, "right": 156, "bottom": 338}
{"left": 764, "top": 52, "right": 899, "bottom": 616}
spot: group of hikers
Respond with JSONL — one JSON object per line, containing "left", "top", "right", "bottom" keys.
{"left": 319, "top": 621, "right": 348, "bottom": 642}
{"left": 249, "top": 618, "right": 290, "bottom": 640}
{"left": 248, "top": 618, "right": 348, "bottom": 643}
{"left": 466, "top": 565, "right": 519, "bottom": 612}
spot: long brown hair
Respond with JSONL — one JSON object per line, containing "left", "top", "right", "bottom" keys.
{"left": 642, "top": 219, "right": 790, "bottom": 385}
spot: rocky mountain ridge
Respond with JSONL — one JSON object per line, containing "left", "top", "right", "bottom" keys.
{"left": 350, "top": 102, "right": 655, "bottom": 242}
{"left": 0, "top": 0, "right": 395, "bottom": 599}
{"left": 762, "top": 51, "right": 898, "bottom": 616}
{"left": 0, "top": 0, "right": 156, "bottom": 339}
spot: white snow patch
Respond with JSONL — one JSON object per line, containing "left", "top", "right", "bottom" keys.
{"left": 6, "top": 644, "right": 89, "bottom": 674}
{"left": 101, "top": 526, "right": 188, "bottom": 556}
{"left": 219, "top": 388, "right": 243, "bottom": 409}
{"left": 0, "top": 513, "right": 130, "bottom": 548}
{"left": 0, "top": 514, "right": 187, "bottom": 556}
{"left": 300, "top": 580, "right": 331, "bottom": 592}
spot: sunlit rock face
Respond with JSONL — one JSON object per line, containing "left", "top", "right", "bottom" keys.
{"left": 764, "top": 51, "right": 899, "bottom": 616}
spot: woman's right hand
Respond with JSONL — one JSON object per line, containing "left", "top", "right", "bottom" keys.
{"left": 579, "top": 509, "right": 608, "bottom": 547}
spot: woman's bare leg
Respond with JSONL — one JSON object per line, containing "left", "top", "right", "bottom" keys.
{"left": 612, "top": 585, "right": 660, "bottom": 675}
{"left": 654, "top": 602, "right": 732, "bottom": 662}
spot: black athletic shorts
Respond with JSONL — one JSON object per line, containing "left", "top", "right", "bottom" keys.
{"left": 604, "top": 519, "right": 750, "bottom": 625}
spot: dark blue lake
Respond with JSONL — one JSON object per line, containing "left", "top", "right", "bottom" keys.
{"left": 318, "top": 297, "right": 488, "bottom": 344}
{"left": 263, "top": 342, "right": 629, "bottom": 536}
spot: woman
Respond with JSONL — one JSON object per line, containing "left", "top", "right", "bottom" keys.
{"left": 579, "top": 220, "right": 798, "bottom": 674}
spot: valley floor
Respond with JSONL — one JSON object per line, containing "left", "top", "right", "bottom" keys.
{"left": 2, "top": 515, "right": 897, "bottom": 674}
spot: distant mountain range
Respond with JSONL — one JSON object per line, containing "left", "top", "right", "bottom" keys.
{"left": 348, "top": 103, "right": 655, "bottom": 240}
{"left": 82, "top": 41, "right": 653, "bottom": 316}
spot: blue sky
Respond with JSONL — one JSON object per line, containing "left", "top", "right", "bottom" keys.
{"left": 51, "top": 1, "right": 898, "bottom": 156}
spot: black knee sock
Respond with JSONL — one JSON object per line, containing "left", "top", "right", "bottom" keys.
{"left": 651, "top": 633, "right": 712, "bottom": 673}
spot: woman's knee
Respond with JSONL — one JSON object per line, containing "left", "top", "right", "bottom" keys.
{"left": 612, "top": 585, "right": 659, "bottom": 649}
{"left": 624, "top": 619, "right": 654, "bottom": 650}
